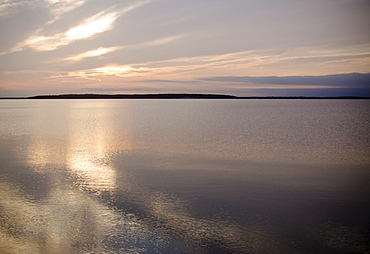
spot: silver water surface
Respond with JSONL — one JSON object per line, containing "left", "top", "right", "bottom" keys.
{"left": 0, "top": 99, "right": 369, "bottom": 253}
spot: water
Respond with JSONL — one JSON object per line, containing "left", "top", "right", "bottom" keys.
{"left": 0, "top": 99, "right": 369, "bottom": 253}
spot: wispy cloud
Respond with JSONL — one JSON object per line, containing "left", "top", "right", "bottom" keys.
{"left": 60, "top": 46, "right": 122, "bottom": 62}
{"left": 46, "top": 46, "right": 370, "bottom": 84}
{"left": 45, "top": 0, "right": 87, "bottom": 18}
{"left": 65, "top": 10, "right": 120, "bottom": 41}
{"left": 10, "top": 9, "right": 121, "bottom": 52}
{"left": 50, "top": 65, "right": 150, "bottom": 81}
{"left": 128, "top": 47, "right": 370, "bottom": 77}
{"left": 0, "top": 0, "right": 33, "bottom": 18}
{"left": 58, "top": 33, "right": 183, "bottom": 62}
{"left": 136, "top": 34, "right": 185, "bottom": 48}
{"left": 49, "top": 64, "right": 203, "bottom": 82}
{"left": 3, "top": 0, "right": 155, "bottom": 54}
{"left": 0, "top": 0, "right": 87, "bottom": 20}
{"left": 199, "top": 73, "right": 370, "bottom": 89}
{"left": 81, "top": 86, "right": 161, "bottom": 92}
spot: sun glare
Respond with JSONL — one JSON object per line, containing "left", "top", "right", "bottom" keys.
{"left": 94, "top": 66, "right": 135, "bottom": 75}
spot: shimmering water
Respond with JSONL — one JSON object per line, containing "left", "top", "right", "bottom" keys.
{"left": 0, "top": 99, "right": 369, "bottom": 253}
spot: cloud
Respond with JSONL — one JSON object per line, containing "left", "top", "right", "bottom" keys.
{"left": 0, "top": 0, "right": 34, "bottom": 18}
{"left": 43, "top": 46, "right": 370, "bottom": 86}
{"left": 136, "top": 34, "right": 185, "bottom": 48}
{"left": 113, "top": 48, "right": 370, "bottom": 78}
{"left": 64, "top": 10, "right": 120, "bottom": 41}
{"left": 60, "top": 46, "right": 122, "bottom": 62}
{"left": 245, "top": 88, "right": 370, "bottom": 97}
{"left": 4, "top": 0, "right": 155, "bottom": 54}
{"left": 199, "top": 73, "right": 370, "bottom": 89}
{"left": 50, "top": 65, "right": 150, "bottom": 81}
{"left": 10, "top": 9, "right": 121, "bottom": 52}
{"left": 60, "top": 34, "right": 183, "bottom": 61}
{"left": 51, "top": 64, "right": 205, "bottom": 81}
{"left": 44, "top": 0, "right": 86, "bottom": 17}
{"left": 141, "top": 79, "right": 191, "bottom": 84}
{"left": 135, "top": 73, "right": 370, "bottom": 97}
{"left": 0, "top": 0, "right": 87, "bottom": 21}
{"left": 80, "top": 86, "right": 161, "bottom": 92}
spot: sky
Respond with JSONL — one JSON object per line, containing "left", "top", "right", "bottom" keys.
{"left": 0, "top": 0, "right": 369, "bottom": 97}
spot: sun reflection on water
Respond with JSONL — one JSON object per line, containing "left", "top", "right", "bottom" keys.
{"left": 64, "top": 102, "right": 125, "bottom": 193}
{"left": 67, "top": 153, "right": 117, "bottom": 192}
{"left": 24, "top": 100, "right": 135, "bottom": 193}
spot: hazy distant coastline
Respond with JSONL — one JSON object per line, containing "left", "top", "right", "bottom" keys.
{"left": 1, "top": 94, "right": 369, "bottom": 99}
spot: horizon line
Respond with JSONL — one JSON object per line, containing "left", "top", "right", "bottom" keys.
{"left": 1, "top": 93, "right": 370, "bottom": 100}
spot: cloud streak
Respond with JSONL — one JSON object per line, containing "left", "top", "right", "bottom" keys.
{"left": 45, "top": 0, "right": 87, "bottom": 18}
{"left": 81, "top": 86, "right": 161, "bottom": 92}
{"left": 3, "top": 0, "right": 155, "bottom": 54}
{"left": 199, "top": 73, "right": 370, "bottom": 89}
{"left": 10, "top": 9, "right": 121, "bottom": 52}
{"left": 60, "top": 46, "right": 122, "bottom": 62}
{"left": 55, "top": 33, "right": 183, "bottom": 63}
{"left": 50, "top": 65, "right": 150, "bottom": 81}
{"left": 0, "top": 0, "right": 33, "bottom": 18}
{"left": 44, "top": 47, "right": 370, "bottom": 87}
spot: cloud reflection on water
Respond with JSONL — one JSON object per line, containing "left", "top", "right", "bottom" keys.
{"left": 0, "top": 100, "right": 369, "bottom": 253}
{"left": 1, "top": 100, "right": 293, "bottom": 253}
{"left": 0, "top": 179, "right": 163, "bottom": 253}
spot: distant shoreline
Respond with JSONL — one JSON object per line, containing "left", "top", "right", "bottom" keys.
{"left": 1, "top": 94, "right": 369, "bottom": 100}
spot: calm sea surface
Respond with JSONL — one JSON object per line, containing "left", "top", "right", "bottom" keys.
{"left": 0, "top": 99, "right": 369, "bottom": 253}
